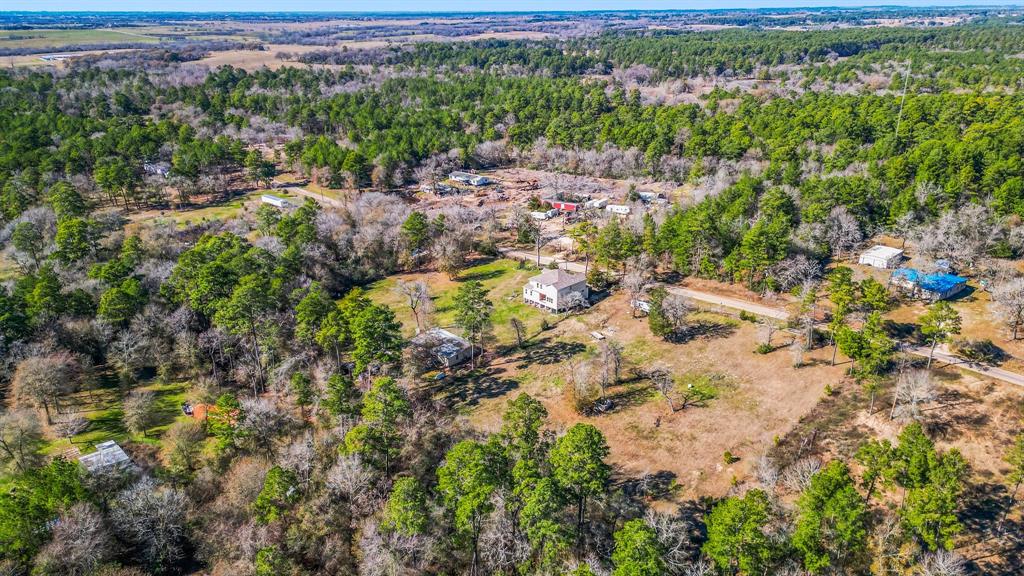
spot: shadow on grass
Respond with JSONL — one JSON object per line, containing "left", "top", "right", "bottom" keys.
{"left": 925, "top": 387, "right": 988, "bottom": 440}
{"left": 884, "top": 320, "right": 919, "bottom": 341}
{"left": 664, "top": 320, "right": 737, "bottom": 344}
{"left": 596, "top": 380, "right": 655, "bottom": 415}
{"left": 457, "top": 268, "right": 507, "bottom": 283}
{"left": 618, "top": 469, "right": 679, "bottom": 501}
{"left": 966, "top": 511, "right": 1024, "bottom": 575}
{"left": 514, "top": 337, "right": 586, "bottom": 369}
{"left": 434, "top": 367, "right": 520, "bottom": 409}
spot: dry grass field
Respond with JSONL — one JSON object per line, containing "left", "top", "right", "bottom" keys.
{"left": 453, "top": 290, "right": 848, "bottom": 499}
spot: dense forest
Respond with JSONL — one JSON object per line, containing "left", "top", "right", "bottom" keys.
{"left": 3, "top": 10, "right": 1024, "bottom": 576}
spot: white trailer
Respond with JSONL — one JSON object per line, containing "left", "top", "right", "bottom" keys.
{"left": 261, "top": 194, "right": 293, "bottom": 209}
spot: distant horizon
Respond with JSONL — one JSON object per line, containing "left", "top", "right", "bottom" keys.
{"left": 5, "top": 2, "right": 1024, "bottom": 15}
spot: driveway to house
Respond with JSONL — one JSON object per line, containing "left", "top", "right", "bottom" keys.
{"left": 499, "top": 248, "right": 791, "bottom": 320}
{"left": 663, "top": 286, "right": 790, "bottom": 321}
{"left": 285, "top": 186, "right": 345, "bottom": 208}
{"left": 900, "top": 344, "right": 1024, "bottom": 389}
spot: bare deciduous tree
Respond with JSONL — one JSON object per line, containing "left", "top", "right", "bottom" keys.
{"left": 562, "top": 290, "right": 589, "bottom": 317}
{"left": 768, "top": 254, "right": 822, "bottom": 293}
{"left": 789, "top": 338, "right": 806, "bottom": 368}
{"left": 237, "top": 397, "right": 295, "bottom": 455}
{"left": 11, "top": 352, "right": 80, "bottom": 424}
{"left": 991, "top": 276, "right": 1024, "bottom": 340}
{"left": 646, "top": 362, "right": 680, "bottom": 412}
{"left": 644, "top": 509, "right": 700, "bottom": 574}
{"left": 53, "top": 414, "right": 90, "bottom": 444}
{"left": 327, "top": 454, "right": 383, "bottom": 517}
{"left": 34, "top": 503, "right": 114, "bottom": 576}
{"left": 597, "top": 339, "right": 624, "bottom": 396}
{"left": 891, "top": 369, "right": 937, "bottom": 422}
{"left": 622, "top": 264, "right": 653, "bottom": 318}
{"left": 661, "top": 292, "right": 694, "bottom": 337}
{"left": 122, "top": 390, "right": 158, "bottom": 437}
{"left": 567, "top": 358, "right": 601, "bottom": 413}
{"left": 824, "top": 205, "right": 864, "bottom": 260}
{"left": 111, "top": 480, "right": 190, "bottom": 573}
{"left": 759, "top": 318, "right": 781, "bottom": 349}
{"left": 913, "top": 204, "right": 1004, "bottom": 272}
{"left": 918, "top": 550, "right": 968, "bottom": 576}
{"left": 396, "top": 280, "right": 433, "bottom": 333}
{"left": 0, "top": 409, "right": 45, "bottom": 473}
{"left": 509, "top": 317, "right": 526, "bottom": 349}
{"left": 782, "top": 457, "right": 822, "bottom": 493}
{"left": 754, "top": 454, "right": 780, "bottom": 492}
{"left": 434, "top": 230, "right": 470, "bottom": 280}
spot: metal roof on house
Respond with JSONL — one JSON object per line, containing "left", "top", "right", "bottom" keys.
{"left": 530, "top": 268, "right": 586, "bottom": 290}
{"left": 861, "top": 245, "right": 904, "bottom": 259}
{"left": 892, "top": 268, "right": 967, "bottom": 294}
{"left": 410, "top": 328, "right": 471, "bottom": 362}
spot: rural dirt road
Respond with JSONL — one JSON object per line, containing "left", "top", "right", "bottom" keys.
{"left": 285, "top": 186, "right": 345, "bottom": 208}
{"left": 499, "top": 248, "right": 1024, "bottom": 389}
{"left": 901, "top": 344, "right": 1024, "bottom": 388}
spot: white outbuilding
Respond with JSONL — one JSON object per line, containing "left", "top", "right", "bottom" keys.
{"left": 858, "top": 245, "right": 904, "bottom": 269}
{"left": 78, "top": 440, "right": 132, "bottom": 474}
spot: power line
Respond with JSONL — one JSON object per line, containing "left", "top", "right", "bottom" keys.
{"left": 894, "top": 61, "right": 912, "bottom": 141}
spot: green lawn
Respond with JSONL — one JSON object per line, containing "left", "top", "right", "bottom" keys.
{"left": 366, "top": 258, "right": 552, "bottom": 346}
{"left": 134, "top": 189, "right": 292, "bottom": 228}
{"left": 45, "top": 379, "right": 191, "bottom": 456}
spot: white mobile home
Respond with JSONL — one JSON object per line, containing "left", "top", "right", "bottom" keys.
{"left": 606, "top": 204, "right": 631, "bottom": 215}
{"left": 261, "top": 194, "right": 293, "bottom": 209}
{"left": 449, "top": 171, "right": 492, "bottom": 186}
{"left": 523, "top": 269, "right": 589, "bottom": 313}
{"left": 858, "top": 245, "right": 904, "bottom": 269}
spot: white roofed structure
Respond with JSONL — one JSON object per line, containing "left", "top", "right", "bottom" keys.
{"left": 78, "top": 440, "right": 132, "bottom": 473}
{"left": 858, "top": 245, "right": 904, "bottom": 269}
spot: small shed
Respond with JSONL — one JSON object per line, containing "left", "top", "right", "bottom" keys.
{"left": 410, "top": 328, "right": 473, "bottom": 368}
{"left": 858, "top": 245, "right": 904, "bottom": 269}
{"left": 78, "top": 440, "right": 132, "bottom": 474}
{"left": 891, "top": 268, "right": 968, "bottom": 301}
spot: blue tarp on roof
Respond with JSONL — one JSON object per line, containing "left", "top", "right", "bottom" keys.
{"left": 892, "top": 268, "right": 967, "bottom": 294}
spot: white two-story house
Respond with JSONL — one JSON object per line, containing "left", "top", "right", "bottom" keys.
{"left": 523, "top": 269, "right": 589, "bottom": 313}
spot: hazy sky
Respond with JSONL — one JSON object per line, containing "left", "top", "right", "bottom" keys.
{"left": 4, "top": 1, "right": 1019, "bottom": 12}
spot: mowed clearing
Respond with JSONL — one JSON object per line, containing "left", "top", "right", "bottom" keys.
{"left": 429, "top": 281, "right": 852, "bottom": 499}
{"left": 366, "top": 258, "right": 549, "bottom": 344}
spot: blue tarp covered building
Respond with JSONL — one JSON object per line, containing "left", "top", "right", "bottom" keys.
{"left": 891, "top": 268, "right": 968, "bottom": 301}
